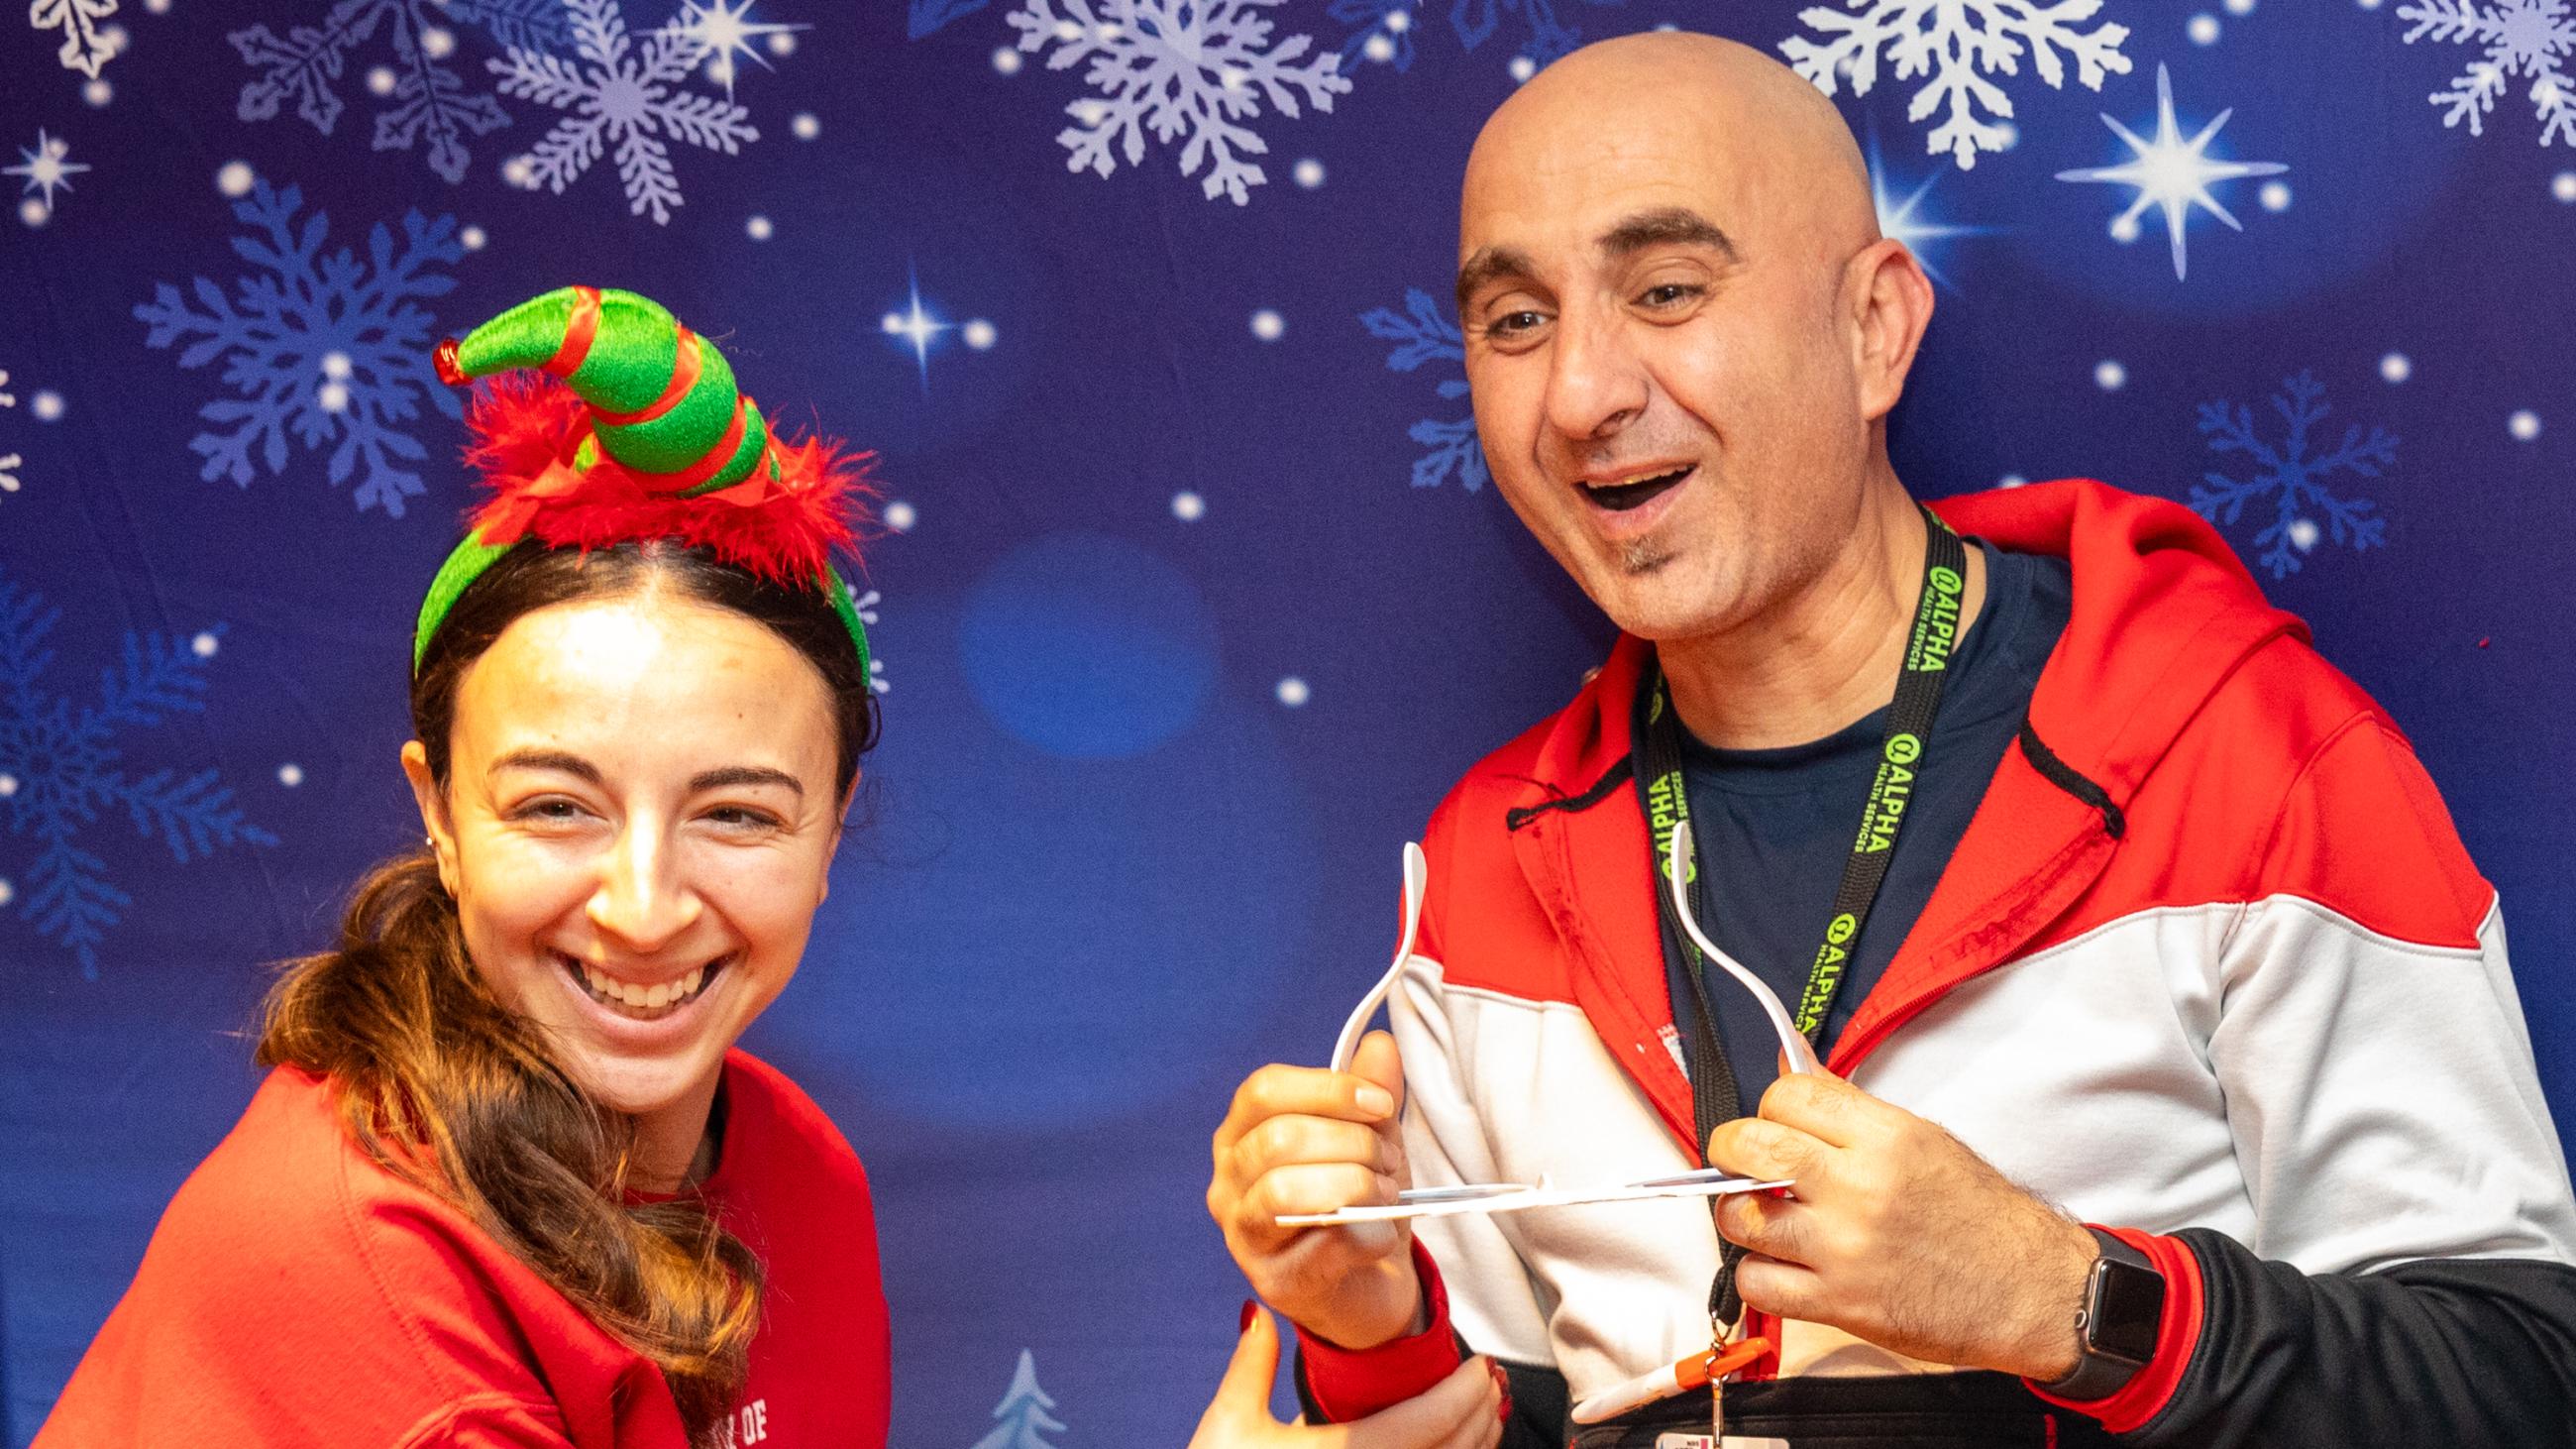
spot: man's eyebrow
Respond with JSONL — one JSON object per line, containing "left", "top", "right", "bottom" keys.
{"left": 1597, "top": 207, "right": 1739, "bottom": 263}
{"left": 1455, "top": 245, "right": 1540, "bottom": 310}
{"left": 488, "top": 749, "right": 601, "bottom": 785}
{"left": 690, "top": 765, "right": 804, "bottom": 798}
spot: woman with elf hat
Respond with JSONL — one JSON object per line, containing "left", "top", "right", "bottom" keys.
{"left": 36, "top": 285, "right": 1505, "bottom": 1449}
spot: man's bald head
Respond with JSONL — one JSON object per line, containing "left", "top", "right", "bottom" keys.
{"left": 1462, "top": 32, "right": 1878, "bottom": 282}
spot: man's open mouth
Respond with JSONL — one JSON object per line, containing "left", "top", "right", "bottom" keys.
{"left": 1582, "top": 465, "right": 1694, "bottom": 512}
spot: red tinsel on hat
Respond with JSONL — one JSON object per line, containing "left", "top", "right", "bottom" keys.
{"left": 457, "top": 372, "right": 873, "bottom": 585}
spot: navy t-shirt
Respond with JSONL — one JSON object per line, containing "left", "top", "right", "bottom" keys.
{"left": 1648, "top": 540, "right": 2072, "bottom": 1113}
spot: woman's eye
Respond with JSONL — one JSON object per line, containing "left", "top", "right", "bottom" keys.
{"left": 513, "top": 798, "right": 589, "bottom": 824}
{"left": 705, "top": 806, "right": 784, "bottom": 831}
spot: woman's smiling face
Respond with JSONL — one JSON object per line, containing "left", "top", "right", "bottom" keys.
{"left": 405, "top": 589, "right": 847, "bottom": 1142}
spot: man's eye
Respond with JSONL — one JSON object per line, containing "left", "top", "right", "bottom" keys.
{"left": 1639, "top": 282, "right": 1702, "bottom": 308}
{"left": 1488, "top": 309, "right": 1548, "bottom": 337}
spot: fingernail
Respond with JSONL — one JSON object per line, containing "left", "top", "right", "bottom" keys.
{"left": 1357, "top": 1085, "right": 1396, "bottom": 1117}
{"left": 1238, "top": 1298, "right": 1257, "bottom": 1334}
{"left": 1498, "top": 1393, "right": 1514, "bottom": 1425}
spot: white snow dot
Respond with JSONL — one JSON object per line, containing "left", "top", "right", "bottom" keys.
{"left": 1362, "top": 33, "right": 1395, "bottom": 62}
{"left": 368, "top": 64, "right": 397, "bottom": 95}
{"left": 18, "top": 198, "right": 47, "bottom": 228}
{"left": 146, "top": 0, "right": 171, "bottom": 11}
{"left": 1250, "top": 309, "right": 1285, "bottom": 342}
{"left": 217, "top": 161, "right": 256, "bottom": 196}
{"left": 1990, "top": 122, "right": 2019, "bottom": 152}
{"left": 278, "top": 763, "right": 305, "bottom": 787}
{"left": 1219, "top": 64, "right": 1247, "bottom": 90}
{"left": 793, "top": 112, "right": 821, "bottom": 139}
{"left": 84, "top": 78, "right": 112, "bottom": 106}
{"left": 2094, "top": 361, "right": 2128, "bottom": 391}
{"left": 746, "top": 214, "right": 774, "bottom": 240}
{"left": 2189, "top": 14, "right": 2220, "bottom": 45}
{"left": 2542, "top": 79, "right": 2564, "bottom": 108}
{"left": 100, "top": 23, "right": 128, "bottom": 54}
{"left": 1384, "top": 7, "right": 1411, "bottom": 31}
{"left": 1293, "top": 158, "right": 1325, "bottom": 188}
{"left": 704, "top": 54, "right": 736, "bottom": 88}
{"left": 1508, "top": 55, "right": 1537, "bottom": 82}
{"left": 2553, "top": 170, "right": 2576, "bottom": 203}
{"left": 993, "top": 46, "right": 1023, "bottom": 74}
{"left": 767, "top": 31, "right": 796, "bottom": 56}
{"left": 321, "top": 351, "right": 353, "bottom": 381}
{"left": 318, "top": 381, "right": 351, "bottom": 413}
{"left": 2379, "top": 352, "right": 2412, "bottom": 384}
{"left": 191, "top": 631, "right": 219, "bottom": 658}
{"left": 2108, "top": 213, "right": 2142, "bottom": 244}
{"left": 2224, "top": 0, "right": 2255, "bottom": 12}
{"left": 2287, "top": 517, "right": 2319, "bottom": 552}
{"left": 460, "top": 224, "right": 486, "bottom": 251}
{"left": 32, "top": 390, "right": 64, "bottom": 422}
{"left": 2510, "top": 409, "right": 2542, "bottom": 441}
{"left": 1172, "top": 491, "right": 1206, "bottom": 521}
{"left": 883, "top": 500, "right": 917, "bottom": 532}
{"left": 1998, "top": 473, "right": 2028, "bottom": 489}
{"left": 1276, "top": 677, "right": 1311, "bottom": 708}
{"left": 1053, "top": 19, "right": 1081, "bottom": 39}
{"left": 0, "top": 774, "right": 16, "bottom": 797}
{"left": 1075, "top": 100, "right": 1108, "bottom": 125}
{"left": 1653, "top": 20, "right": 1677, "bottom": 29}
{"left": 1096, "top": 22, "right": 1122, "bottom": 40}
{"left": 502, "top": 156, "right": 536, "bottom": 188}
{"left": 420, "top": 26, "right": 455, "bottom": 58}
{"left": 0, "top": 879, "right": 13, "bottom": 908}
{"left": 2259, "top": 180, "right": 2292, "bottom": 211}
{"left": 880, "top": 312, "right": 905, "bottom": 335}
{"left": 962, "top": 318, "right": 998, "bottom": 350}
{"left": 2356, "top": 0, "right": 2383, "bottom": 9}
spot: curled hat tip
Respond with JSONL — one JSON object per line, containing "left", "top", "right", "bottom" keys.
{"left": 433, "top": 337, "right": 465, "bottom": 388}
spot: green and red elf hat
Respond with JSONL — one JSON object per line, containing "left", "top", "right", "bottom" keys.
{"left": 414, "top": 284, "right": 874, "bottom": 678}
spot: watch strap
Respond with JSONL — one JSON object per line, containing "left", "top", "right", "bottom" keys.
{"left": 2038, "top": 1226, "right": 2163, "bottom": 1401}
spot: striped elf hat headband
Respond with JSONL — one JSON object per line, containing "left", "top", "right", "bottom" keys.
{"left": 415, "top": 284, "right": 873, "bottom": 678}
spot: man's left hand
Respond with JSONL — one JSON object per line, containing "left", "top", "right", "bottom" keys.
{"left": 1704, "top": 1066, "right": 2099, "bottom": 1382}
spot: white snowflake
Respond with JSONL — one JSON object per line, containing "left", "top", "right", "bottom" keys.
{"left": 489, "top": 0, "right": 759, "bottom": 225}
{"left": 1005, "top": 0, "right": 1352, "bottom": 205}
{"left": 5, "top": 130, "right": 93, "bottom": 217}
{"left": 1781, "top": 0, "right": 2134, "bottom": 170}
{"left": 32, "top": 0, "right": 121, "bottom": 80}
{"left": 133, "top": 180, "right": 466, "bottom": 516}
{"left": 0, "top": 370, "right": 20, "bottom": 497}
{"left": 2398, "top": 0, "right": 2576, "bottom": 147}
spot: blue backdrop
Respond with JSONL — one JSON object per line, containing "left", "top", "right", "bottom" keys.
{"left": 5, "top": 0, "right": 2573, "bottom": 1443}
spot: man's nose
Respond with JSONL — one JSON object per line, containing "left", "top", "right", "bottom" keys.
{"left": 587, "top": 824, "right": 701, "bottom": 954}
{"left": 1542, "top": 302, "right": 1652, "bottom": 443}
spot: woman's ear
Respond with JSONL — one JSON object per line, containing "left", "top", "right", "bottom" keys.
{"left": 400, "top": 739, "right": 457, "bottom": 895}
{"left": 817, "top": 772, "right": 862, "bottom": 904}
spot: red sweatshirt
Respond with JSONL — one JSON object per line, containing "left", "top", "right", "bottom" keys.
{"left": 38, "top": 1050, "right": 889, "bottom": 1448}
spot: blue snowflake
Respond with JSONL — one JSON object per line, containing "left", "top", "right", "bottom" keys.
{"left": 1333, "top": 0, "right": 1619, "bottom": 72}
{"left": 1359, "top": 288, "right": 1487, "bottom": 493}
{"left": 134, "top": 180, "right": 466, "bottom": 519}
{"left": 2192, "top": 371, "right": 2396, "bottom": 579}
{"left": 230, "top": 0, "right": 568, "bottom": 183}
{"left": 0, "top": 572, "right": 276, "bottom": 978}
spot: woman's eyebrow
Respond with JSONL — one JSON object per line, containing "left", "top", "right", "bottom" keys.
{"left": 689, "top": 765, "right": 805, "bottom": 798}
{"left": 488, "top": 748, "right": 601, "bottom": 785}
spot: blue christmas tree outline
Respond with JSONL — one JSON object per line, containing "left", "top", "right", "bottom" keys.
{"left": 1359, "top": 287, "right": 1488, "bottom": 493}
{"left": 229, "top": 0, "right": 566, "bottom": 184}
{"left": 135, "top": 180, "right": 466, "bottom": 519}
{"left": 970, "top": 1349, "right": 1066, "bottom": 1449}
{"left": 1331, "top": 0, "right": 1620, "bottom": 73}
{"left": 2191, "top": 371, "right": 2396, "bottom": 579}
{"left": 0, "top": 573, "right": 276, "bottom": 978}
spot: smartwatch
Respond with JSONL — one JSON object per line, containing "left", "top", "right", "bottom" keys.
{"left": 2039, "top": 1227, "right": 2167, "bottom": 1401}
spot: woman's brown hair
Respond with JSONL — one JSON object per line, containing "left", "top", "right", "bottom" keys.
{"left": 258, "top": 540, "right": 878, "bottom": 1442}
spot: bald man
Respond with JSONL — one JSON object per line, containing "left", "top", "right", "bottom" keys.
{"left": 1207, "top": 31, "right": 2576, "bottom": 1449}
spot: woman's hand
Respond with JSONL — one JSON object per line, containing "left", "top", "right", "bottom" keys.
{"left": 1188, "top": 1303, "right": 1506, "bottom": 1449}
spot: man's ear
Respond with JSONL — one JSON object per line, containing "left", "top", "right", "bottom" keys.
{"left": 400, "top": 739, "right": 457, "bottom": 896}
{"left": 1846, "top": 238, "right": 1936, "bottom": 424}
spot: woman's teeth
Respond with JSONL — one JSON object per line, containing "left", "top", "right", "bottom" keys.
{"left": 571, "top": 957, "right": 711, "bottom": 1016}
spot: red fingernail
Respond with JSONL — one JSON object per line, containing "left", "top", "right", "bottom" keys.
{"left": 1498, "top": 1393, "right": 1514, "bottom": 1425}
{"left": 1238, "top": 1298, "right": 1257, "bottom": 1333}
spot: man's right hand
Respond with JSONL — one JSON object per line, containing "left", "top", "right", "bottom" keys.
{"left": 1208, "top": 1030, "right": 1426, "bottom": 1350}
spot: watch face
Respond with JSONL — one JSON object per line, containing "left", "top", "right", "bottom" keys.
{"left": 2093, "top": 1257, "right": 2167, "bottom": 1365}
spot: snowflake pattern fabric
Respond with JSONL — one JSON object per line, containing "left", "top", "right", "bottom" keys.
{"left": 490, "top": 0, "right": 760, "bottom": 224}
{"left": 2398, "top": 0, "right": 2576, "bottom": 148}
{"left": 0, "top": 370, "right": 20, "bottom": 499}
{"left": 32, "top": 0, "right": 122, "bottom": 79}
{"left": 1781, "top": 0, "right": 2132, "bottom": 169}
{"left": 1006, "top": 0, "right": 1351, "bottom": 204}
{"left": 228, "top": 0, "right": 564, "bottom": 185}
{"left": 1333, "top": 0, "right": 1622, "bottom": 73}
{"left": 0, "top": 574, "right": 275, "bottom": 976}
{"left": 1360, "top": 288, "right": 1488, "bottom": 492}
{"left": 2192, "top": 371, "right": 2397, "bottom": 579}
{"left": 133, "top": 181, "right": 466, "bottom": 517}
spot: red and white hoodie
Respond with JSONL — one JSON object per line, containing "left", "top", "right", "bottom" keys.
{"left": 1301, "top": 482, "right": 2576, "bottom": 1444}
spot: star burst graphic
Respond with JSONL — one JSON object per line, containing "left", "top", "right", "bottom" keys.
{"left": 1869, "top": 138, "right": 1989, "bottom": 289}
{"left": 664, "top": 0, "right": 807, "bottom": 101}
{"left": 6, "top": 129, "right": 92, "bottom": 217}
{"left": 2056, "top": 64, "right": 2287, "bottom": 281}
{"left": 882, "top": 276, "right": 954, "bottom": 390}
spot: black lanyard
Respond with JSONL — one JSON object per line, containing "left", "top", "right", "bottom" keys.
{"left": 1636, "top": 503, "right": 1969, "bottom": 1332}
